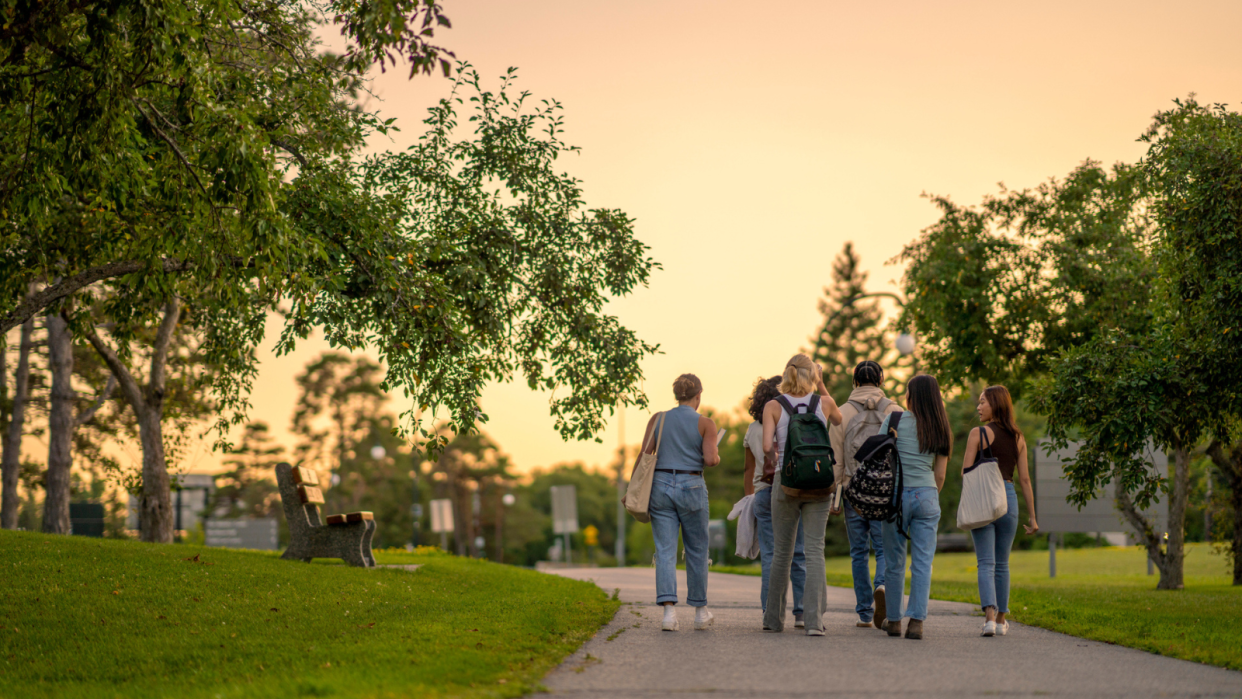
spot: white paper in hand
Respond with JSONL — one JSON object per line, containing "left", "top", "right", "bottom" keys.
{"left": 715, "top": 427, "right": 727, "bottom": 447}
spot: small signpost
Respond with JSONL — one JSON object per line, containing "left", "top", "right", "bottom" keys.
{"left": 1035, "top": 439, "right": 1166, "bottom": 577}
{"left": 205, "top": 518, "right": 278, "bottom": 550}
{"left": 430, "top": 498, "right": 454, "bottom": 552}
{"left": 69, "top": 502, "right": 105, "bottom": 537}
{"left": 550, "top": 485, "right": 579, "bottom": 565}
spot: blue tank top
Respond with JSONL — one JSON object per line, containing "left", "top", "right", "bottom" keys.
{"left": 654, "top": 405, "right": 705, "bottom": 471}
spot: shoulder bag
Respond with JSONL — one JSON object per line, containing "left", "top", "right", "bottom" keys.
{"left": 957, "top": 426, "right": 1009, "bottom": 530}
{"left": 623, "top": 412, "right": 666, "bottom": 523}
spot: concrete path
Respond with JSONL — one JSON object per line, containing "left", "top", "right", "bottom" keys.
{"left": 543, "top": 567, "right": 1242, "bottom": 699}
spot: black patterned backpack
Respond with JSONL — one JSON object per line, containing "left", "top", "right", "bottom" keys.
{"left": 843, "top": 410, "right": 907, "bottom": 537}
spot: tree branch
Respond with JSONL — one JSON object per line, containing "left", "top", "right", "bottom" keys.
{"left": 148, "top": 298, "right": 182, "bottom": 398}
{"left": 81, "top": 324, "right": 146, "bottom": 419}
{"left": 1, "top": 258, "right": 192, "bottom": 334}
{"left": 1115, "top": 483, "right": 1165, "bottom": 567}
{"left": 74, "top": 374, "right": 117, "bottom": 428}
{"left": 270, "top": 137, "right": 308, "bottom": 168}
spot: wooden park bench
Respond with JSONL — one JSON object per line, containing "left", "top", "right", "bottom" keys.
{"left": 275, "top": 462, "right": 376, "bottom": 567}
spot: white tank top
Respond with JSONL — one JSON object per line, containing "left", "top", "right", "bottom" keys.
{"left": 775, "top": 393, "right": 828, "bottom": 464}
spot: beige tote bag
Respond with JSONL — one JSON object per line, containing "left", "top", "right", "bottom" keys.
{"left": 957, "top": 427, "right": 1009, "bottom": 530}
{"left": 623, "top": 412, "right": 666, "bottom": 524}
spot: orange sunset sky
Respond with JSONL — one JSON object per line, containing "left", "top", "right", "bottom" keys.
{"left": 117, "top": 0, "right": 1242, "bottom": 475}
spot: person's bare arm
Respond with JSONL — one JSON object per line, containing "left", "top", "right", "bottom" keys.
{"left": 961, "top": 427, "right": 979, "bottom": 474}
{"left": 933, "top": 454, "right": 948, "bottom": 492}
{"left": 762, "top": 401, "right": 780, "bottom": 456}
{"left": 699, "top": 415, "right": 721, "bottom": 467}
{"left": 1017, "top": 435, "right": 1039, "bottom": 534}
{"left": 814, "top": 373, "right": 845, "bottom": 426}
{"left": 743, "top": 448, "right": 756, "bottom": 496}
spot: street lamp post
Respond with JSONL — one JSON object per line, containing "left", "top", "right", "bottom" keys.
{"left": 821, "top": 292, "right": 917, "bottom": 358}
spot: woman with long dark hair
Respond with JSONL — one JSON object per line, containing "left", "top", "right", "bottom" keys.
{"left": 880, "top": 374, "right": 951, "bottom": 640}
{"left": 963, "top": 385, "right": 1038, "bottom": 637}
{"left": 742, "top": 376, "right": 807, "bottom": 626}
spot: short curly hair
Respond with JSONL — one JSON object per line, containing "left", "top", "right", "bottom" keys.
{"left": 747, "top": 375, "right": 782, "bottom": 422}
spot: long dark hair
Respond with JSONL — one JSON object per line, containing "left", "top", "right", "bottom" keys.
{"left": 906, "top": 374, "right": 952, "bottom": 456}
{"left": 982, "top": 385, "right": 1023, "bottom": 439}
{"left": 748, "top": 376, "right": 782, "bottom": 422}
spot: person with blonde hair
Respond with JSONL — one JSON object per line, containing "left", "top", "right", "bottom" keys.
{"left": 762, "top": 354, "right": 843, "bottom": 636}
{"left": 639, "top": 373, "right": 721, "bottom": 631}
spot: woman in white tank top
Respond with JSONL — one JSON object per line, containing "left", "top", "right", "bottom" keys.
{"left": 760, "top": 354, "right": 843, "bottom": 636}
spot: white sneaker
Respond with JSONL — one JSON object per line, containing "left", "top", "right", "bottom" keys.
{"left": 981, "top": 620, "right": 996, "bottom": 637}
{"left": 662, "top": 607, "right": 679, "bottom": 632}
{"left": 807, "top": 628, "right": 825, "bottom": 637}
{"left": 997, "top": 620, "right": 1010, "bottom": 636}
{"left": 694, "top": 607, "right": 714, "bottom": 630}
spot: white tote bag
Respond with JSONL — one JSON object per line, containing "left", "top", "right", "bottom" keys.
{"left": 957, "top": 427, "right": 1008, "bottom": 530}
{"left": 623, "top": 413, "right": 665, "bottom": 524}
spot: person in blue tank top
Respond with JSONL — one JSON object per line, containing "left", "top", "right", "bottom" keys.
{"left": 639, "top": 374, "right": 721, "bottom": 631}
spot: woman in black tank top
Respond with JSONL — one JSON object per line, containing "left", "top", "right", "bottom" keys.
{"left": 960, "top": 386, "right": 1038, "bottom": 637}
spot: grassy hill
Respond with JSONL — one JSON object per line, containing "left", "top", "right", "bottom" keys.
{"left": 0, "top": 531, "right": 618, "bottom": 698}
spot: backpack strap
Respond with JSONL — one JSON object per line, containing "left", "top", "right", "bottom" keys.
{"left": 887, "top": 410, "right": 904, "bottom": 436}
{"left": 774, "top": 395, "right": 796, "bottom": 416}
{"left": 807, "top": 393, "right": 821, "bottom": 415}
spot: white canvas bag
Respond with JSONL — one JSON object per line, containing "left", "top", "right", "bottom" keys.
{"left": 957, "top": 426, "right": 1008, "bottom": 530}
{"left": 623, "top": 413, "right": 665, "bottom": 523}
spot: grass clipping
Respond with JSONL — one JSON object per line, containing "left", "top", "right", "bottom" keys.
{"left": 0, "top": 530, "right": 619, "bottom": 698}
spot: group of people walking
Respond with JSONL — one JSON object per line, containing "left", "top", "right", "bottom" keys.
{"left": 639, "top": 354, "right": 1038, "bottom": 638}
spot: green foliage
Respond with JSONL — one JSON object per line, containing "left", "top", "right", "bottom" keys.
{"left": 0, "top": 529, "right": 618, "bottom": 698}
{"left": 811, "top": 242, "right": 912, "bottom": 398}
{"left": 898, "top": 162, "right": 1155, "bottom": 396}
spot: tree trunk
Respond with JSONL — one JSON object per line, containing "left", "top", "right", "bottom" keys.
{"left": 1, "top": 315, "right": 34, "bottom": 529}
{"left": 43, "top": 313, "right": 75, "bottom": 534}
{"left": 1206, "top": 440, "right": 1242, "bottom": 586}
{"left": 1115, "top": 445, "right": 1189, "bottom": 590}
{"left": 83, "top": 298, "right": 180, "bottom": 543}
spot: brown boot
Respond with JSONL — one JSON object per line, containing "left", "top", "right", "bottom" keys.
{"left": 905, "top": 619, "right": 923, "bottom": 640}
{"left": 873, "top": 586, "right": 887, "bottom": 630}
{"left": 886, "top": 619, "right": 902, "bottom": 637}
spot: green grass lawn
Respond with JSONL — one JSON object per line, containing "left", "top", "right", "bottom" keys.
{"left": 0, "top": 530, "right": 619, "bottom": 698}
{"left": 719, "top": 543, "right": 1241, "bottom": 670}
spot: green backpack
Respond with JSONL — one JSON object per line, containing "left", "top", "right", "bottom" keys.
{"left": 775, "top": 394, "right": 836, "bottom": 492}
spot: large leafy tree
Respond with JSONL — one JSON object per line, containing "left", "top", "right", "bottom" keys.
{"left": 2, "top": 1, "right": 658, "bottom": 542}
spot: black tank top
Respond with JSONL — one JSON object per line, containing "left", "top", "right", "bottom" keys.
{"left": 985, "top": 424, "right": 1020, "bottom": 481}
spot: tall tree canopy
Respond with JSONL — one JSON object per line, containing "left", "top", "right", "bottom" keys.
{"left": 1, "top": 0, "right": 659, "bottom": 541}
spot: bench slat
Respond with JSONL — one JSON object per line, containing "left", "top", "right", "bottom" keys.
{"left": 326, "top": 511, "right": 374, "bottom": 526}
{"left": 298, "top": 485, "right": 325, "bottom": 504}
{"left": 291, "top": 466, "right": 319, "bottom": 486}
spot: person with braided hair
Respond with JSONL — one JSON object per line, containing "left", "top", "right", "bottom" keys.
{"left": 829, "top": 361, "right": 902, "bottom": 630}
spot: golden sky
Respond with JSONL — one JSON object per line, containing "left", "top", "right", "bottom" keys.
{"left": 195, "top": 0, "right": 1242, "bottom": 475}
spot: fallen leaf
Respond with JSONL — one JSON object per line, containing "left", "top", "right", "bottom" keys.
{"left": 111, "top": 590, "right": 120, "bottom": 595}
{"left": 270, "top": 608, "right": 278, "bottom": 612}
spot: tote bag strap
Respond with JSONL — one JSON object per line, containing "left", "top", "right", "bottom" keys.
{"left": 978, "top": 426, "right": 995, "bottom": 459}
{"left": 645, "top": 413, "right": 668, "bottom": 457}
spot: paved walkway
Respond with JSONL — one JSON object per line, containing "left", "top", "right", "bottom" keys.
{"left": 543, "top": 567, "right": 1242, "bottom": 699}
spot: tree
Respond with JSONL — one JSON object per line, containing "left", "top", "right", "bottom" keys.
{"left": 328, "top": 414, "right": 420, "bottom": 549}
{"left": 810, "top": 242, "right": 912, "bottom": 399}
{"left": 214, "top": 421, "right": 285, "bottom": 520}
{"left": 3, "top": 0, "right": 658, "bottom": 540}
{"left": 292, "top": 352, "right": 387, "bottom": 479}
{"left": 1, "top": 314, "right": 33, "bottom": 528}
{"left": 427, "top": 429, "right": 515, "bottom": 557}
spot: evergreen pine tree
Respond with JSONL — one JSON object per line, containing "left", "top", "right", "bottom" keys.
{"left": 809, "top": 243, "right": 910, "bottom": 400}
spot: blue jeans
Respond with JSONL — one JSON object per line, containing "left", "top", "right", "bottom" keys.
{"left": 845, "top": 504, "right": 885, "bottom": 622}
{"left": 753, "top": 486, "right": 805, "bottom": 614}
{"left": 649, "top": 471, "right": 710, "bottom": 607}
{"left": 882, "top": 487, "right": 941, "bottom": 622}
{"left": 971, "top": 482, "right": 1018, "bottom": 613}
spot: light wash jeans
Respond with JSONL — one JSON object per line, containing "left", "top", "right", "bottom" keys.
{"left": 971, "top": 481, "right": 1019, "bottom": 613}
{"left": 649, "top": 471, "right": 709, "bottom": 607}
{"left": 845, "top": 504, "right": 885, "bottom": 622}
{"left": 763, "top": 479, "right": 830, "bottom": 632}
{"left": 753, "top": 485, "right": 805, "bottom": 614}
{"left": 882, "top": 487, "right": 941, "bottom": 623}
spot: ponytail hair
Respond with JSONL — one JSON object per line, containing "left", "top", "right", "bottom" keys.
{"left": 982, "top": 385, "right": 1023, "bottom": 439}
{"left": 779, "top": 354, "right": 818, "bottom": 396}
{"left": 906, "top": 374, "right": 952, "bottom": 456}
